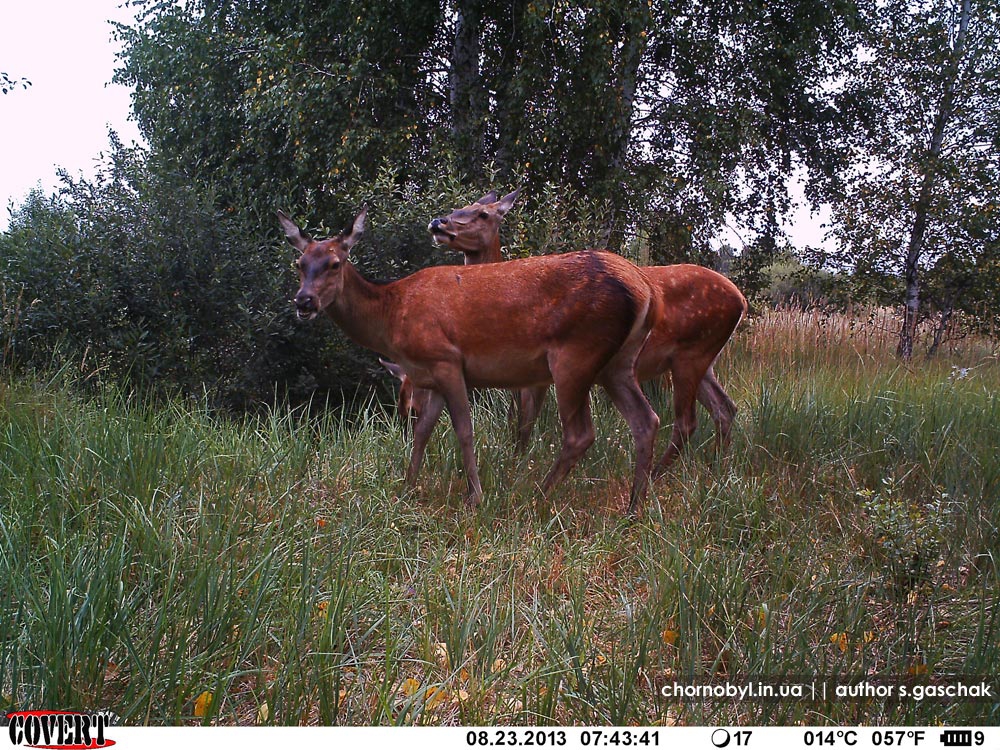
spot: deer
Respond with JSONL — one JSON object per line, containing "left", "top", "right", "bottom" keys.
{"left": 279, "top": 207, "right": 662, "bottom": 513}
{"left": 396, "top": 189, "right": 747, "bottom": 476}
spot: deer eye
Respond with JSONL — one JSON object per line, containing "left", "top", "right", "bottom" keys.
{"left": 479, "top": 211, "right": 490, "bottom": 220}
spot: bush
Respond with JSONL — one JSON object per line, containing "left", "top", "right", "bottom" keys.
{"left": 1, "top": 146, "right": 621, "bottom": 410}
{"left": 1, "top": 142, "right": 295, "bottom": 407}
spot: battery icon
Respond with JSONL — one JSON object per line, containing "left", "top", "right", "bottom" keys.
{"left": 940, "top": 730, "right": 973, "bottom": 747}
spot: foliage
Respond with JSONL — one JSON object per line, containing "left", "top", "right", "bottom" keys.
{"left": 111, "top": 0, "right": 869, "bottom": 261}
{"left": 0, "top": 139, "right": 325, "bottom": 407}
{"left": 761, "top": 251, "right": 838, "bottom": 308}
{"left": 0, "top": 141, "right": 624, "bottom": 407}
{"left": 113, "top": 0, "right": 447, "bottom": 226}
{"left": 859, "top": 477, "right": 960, "bottom": 591}
{"left": 821, "top": 0, "right": 1000, "bottom": 356}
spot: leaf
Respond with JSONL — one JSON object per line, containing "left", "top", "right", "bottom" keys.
{"left": 400, "top": 678, "right": 421, "bottom": 696}
{"left": 830, "top": 632, "right": 848, "bottom": 653}
{"left": 425, "top": 686, "right": 448, "bottom": 710}
{"left": 256, "top": 702, "right": 269, "bottom": 723}
{"left": 193, "top": 690, "right": 213, "bottom": 718}
{"left": 662, "top": 628, "right": 679, "bottom": 646}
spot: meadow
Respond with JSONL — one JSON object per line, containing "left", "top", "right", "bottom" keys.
{"left": 1, "top": 307, "right": 998, "bottom": 725}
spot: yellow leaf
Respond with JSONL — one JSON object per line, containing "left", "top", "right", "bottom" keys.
{"left": 193, "top": 690, "right": 213, "bottom": 718}
{"left": 317, "top": 600, "right": 328, "bottom": 613}
{"left": 457, "top": 689, "right": 470, "bottom": 701}
{"left": 459, "top": 668, "right": 471, "bottom": 682}
{"left": 491, "top": 658, "right": 507, "bottom": 674}
{"left": 401, "top": 678, "right": 421, "bottom": 696}
{"left": 909, "top": 662, "right": 928, "bottom": 676}
{"left": 256, "top": 702, "right": 269, "bottom": 723}
{"left": 864, "top": 630, "right": 876, "bottom": 643}
{"left": 662, "top": 628, "right": 679, "bottom": 646}
{"left": 830, "top": 633, "right": 848, "bottom": 653}
{"left": 425, "top": 686, "right": 448, "bottom": 710}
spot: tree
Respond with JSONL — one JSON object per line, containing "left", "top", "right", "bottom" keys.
{"left": 827, "top": 0, "right": 1000, "bottom": 358}
{"left": 114, "top": 0, "right": 446, "bottom": 224}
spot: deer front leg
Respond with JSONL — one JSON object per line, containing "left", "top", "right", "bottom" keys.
{"left": 432, "top": 365, "right": 484, "bottom": 506}
{"left": 405, "top": 390, "right": 445, "bottom": 488}
{"left": 541, "top": 351, "right": 599, "bottom": 495}
{"left": 512, "top": 385, "right": 547, "bottom": 454}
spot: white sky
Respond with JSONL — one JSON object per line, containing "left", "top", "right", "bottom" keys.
{"left": 0, "top": 0, "right": 143, "bottom": 230}
{"left": 0, "top": 1, "right": 832, "bottom": 248}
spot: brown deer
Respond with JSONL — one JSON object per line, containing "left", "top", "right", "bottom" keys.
{"left": 280, "top": 207, "right": 662, "bottom": 512}
{"left": 416, "top": 189, "right": 747, "bottom": 476}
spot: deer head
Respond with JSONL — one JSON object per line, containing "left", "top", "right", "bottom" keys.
{"left": 279, "top": 207, "right": 367, "bottom": 320}
{"left": 427, "top": 189, "right": 520, "bottom": 261}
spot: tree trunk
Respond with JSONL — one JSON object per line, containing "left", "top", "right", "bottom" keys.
{"left": 493, "top": 0, "right": 531, "bottom": 181}
{"left": 897, "top": 0, "right": 971, "bottom": 360}
{"left": 601, "top": 12, "right": 647, "bottom": 252}
{"left": 451, "top": 0, "right": 486, "bottom": 181}
{"left": 927, "top": 303, "right": 953, "bottom": 357}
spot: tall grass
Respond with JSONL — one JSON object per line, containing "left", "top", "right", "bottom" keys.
{"left": 1, "top": 308, "right": 998, "bottom": 725}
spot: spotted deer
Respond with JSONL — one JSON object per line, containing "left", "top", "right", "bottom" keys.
{"left": 406, "top": 189, "right": 747, "bottom": 476}
{"left": 281, "top": 207, "right": 662, "bottom": 512}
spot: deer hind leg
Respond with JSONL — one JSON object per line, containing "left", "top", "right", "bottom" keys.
{"left": 696, "top": 366, "right": 737, "bottom": 451}
{"left": 653, "top": 354, "right": 713, "bottom": 477}
{"left": 513, "top": 385, "right": 547, "bottom": 454}
{"left": 405, "top": 390, "right": 445, "bottom": 488}
{"left": 600, "top": 369, "right": 659, "bottom": 515}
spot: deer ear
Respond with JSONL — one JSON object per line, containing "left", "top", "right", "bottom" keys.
{"left": 379, "top": 357, "right": 407, "bottom": 381}
{"left": 341, "top": 205, "right": 367, "bottom": 252}
{"left": 277, "top": 210, "right": 311, "bottom": 252}
{"left": 476, "top": 191, "right": 498, "bottom": 205}
{"left": 495, "top": 188, "right": 521, "bottom": 217}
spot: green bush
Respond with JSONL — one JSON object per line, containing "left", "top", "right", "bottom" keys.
{"left": 0, "top": 142, "right": 303, "bottom": 407}
{"left": 1, "top": 145, "right": 619, "bottom": 410}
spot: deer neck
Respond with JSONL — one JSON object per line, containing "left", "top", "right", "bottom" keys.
{"left": 323, "top": 263, "right": 396, "bottom": 356}
{"left": 463, "top": 233, "right": 503, "bottom": 265}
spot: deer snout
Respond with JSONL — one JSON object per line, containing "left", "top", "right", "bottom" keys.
{"left": 294, "top": 291, "right": 319, "bottom": 320}
{"left": 428, "top": 216, "right": 455, "bottom": 244}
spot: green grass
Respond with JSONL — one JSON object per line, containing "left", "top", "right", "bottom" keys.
{"left": 0, "top": 312, "right": 998, "bottom": 726}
